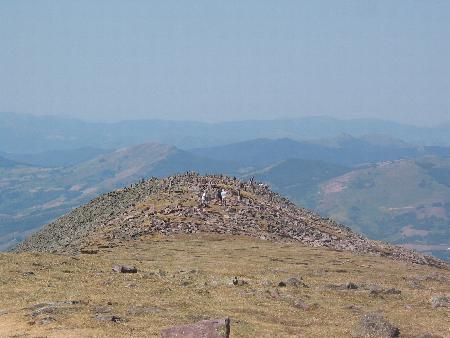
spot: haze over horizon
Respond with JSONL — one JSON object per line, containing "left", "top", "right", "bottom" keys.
{"left": 3, "top": 111, "right": 450, "bottom": 129}
{"left": 1, "top": 1, "right": 449, "bottom": 125}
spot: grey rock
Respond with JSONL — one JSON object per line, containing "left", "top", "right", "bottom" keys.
{"left": 353, "top": 313, "right": 400, "bottom": 338}
{"left": 293, "top": 299, "right": 318, "bottom": 311}
{"left": 368, "top": 285, "right": 401, "bottom": 297}
{"left": 267, "top": 289, "right": 281, "bottom": 299}
{"left": 346, "top": 282, "right": 358, "bottom": 290}
{"left": 326, "top": 283, "right": 356, "bottom": 291}
{"left": 95, "top": 314, "right": 122, "bottom": 322}
{"left": 232, "top": 277, "right": 248, "bottom": 286}
{"left": 279, "top": 276, "right": 303, "bottom": 287}
{"left": 431, "top": 295, "right": 450, "bottom": 308}
{"left": 80, "top": 248, "right": 98, "bottom": 254}
{"left": 112, "top": 265, "right": 137, "bottom": 273}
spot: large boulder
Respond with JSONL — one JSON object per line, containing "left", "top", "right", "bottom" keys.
{"left": 352, "top": 313, "right": 400, "bottom": 338}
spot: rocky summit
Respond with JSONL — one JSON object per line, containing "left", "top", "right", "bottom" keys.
{"left": 14, "top": 173, "right": 448, "bottom": 269}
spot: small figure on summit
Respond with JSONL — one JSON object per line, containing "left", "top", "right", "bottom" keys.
{"left": 216, "top": 188, "right": 222, "bottom": 204}
{"left": 221, "top": 189, "right": 227, "bottom": 206}
{"left": 237, "top": 189, "right": 242, "bottom": 202}
{"left": 201, "top": 191, "right": 208, "bottom": 206}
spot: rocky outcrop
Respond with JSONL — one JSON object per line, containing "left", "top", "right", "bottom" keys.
{"left": 14, "top": 173, "right": 449, "bottom": 269}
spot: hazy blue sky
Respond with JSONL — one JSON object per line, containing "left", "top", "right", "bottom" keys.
{"left": 0, "top": 1, "right": 449, "bottom": 125}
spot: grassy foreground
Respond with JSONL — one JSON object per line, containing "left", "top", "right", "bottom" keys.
{"left": 0, "top": 234, "right": 449, "bottom": 337}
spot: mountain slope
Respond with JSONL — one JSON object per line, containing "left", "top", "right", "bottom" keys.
{"left": 247, "top": 159, "right": 351, "bottom": 208}
{"left": 14, "top": 173, "right": 448, "bottom": 269}
{"left": 0, "top": 155, "right": 22, "bottom": 168}
{"left": 0, "top": 144, "right": 234, "bottom": 250}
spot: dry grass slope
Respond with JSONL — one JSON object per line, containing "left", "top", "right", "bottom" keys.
{"left": 1, "top": 235, "right": 449, "bottom": 337}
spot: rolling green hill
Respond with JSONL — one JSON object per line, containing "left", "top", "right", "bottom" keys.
{"left": 253, "top": 157, "right": 450, "bottom": 261}
{"left": 0, "top": 147, "right": 111, "bottom": 167}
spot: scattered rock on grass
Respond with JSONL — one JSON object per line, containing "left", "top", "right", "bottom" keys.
{"left": 326, "top": 283, "right": 357, "bottom": 291}
{"left": 416, "top": 273, "right": 450, "bottom": 285}
{"left": 278, "top": 277, "right": 307, "bottom": 288}
{"left": 369, "top": 285, "right": 401, "bottom": 296}
{"left": 267, "top": 289, "right": 281, "bottom": 299}
{"left": 346, "top": 282, "right": 358, "bottom": 290}
{"left": 95, "top": 314, "right": 122, "bottom": 322}
{"left": 232, "top": 277, "right": 248, "bottom": 286}
{"left": 293, "top": 299, "right": 318, "bottom": 311}
{"left": 38, "top": 316, "right": 56, "bottom": 325}
{"left": 161, "top": 317, "right": 230, "bottom": 338}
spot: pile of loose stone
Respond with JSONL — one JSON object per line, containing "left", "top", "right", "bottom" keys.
{"left": 14, "top": 173, "right": 449, "bottom": 269}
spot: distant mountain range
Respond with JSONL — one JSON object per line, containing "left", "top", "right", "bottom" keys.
{"left": 2, "top": 112, "right": 450, "bottom": 153}
{"left": 192, "top": 136, "right": 450, "bottom": 168}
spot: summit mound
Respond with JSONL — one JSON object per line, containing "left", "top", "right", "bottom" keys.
{"left": 15, "top": 173, "right": 448, "bottom": 269}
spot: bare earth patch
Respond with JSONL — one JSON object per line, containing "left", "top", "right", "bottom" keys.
{"left": 320, "top": 172, "right": 356, "bottom": 195}
{"left": 401, "top": 225, "right": 429, "bottom": 238}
